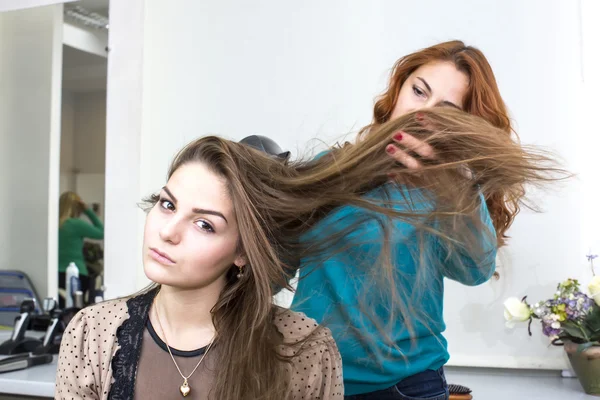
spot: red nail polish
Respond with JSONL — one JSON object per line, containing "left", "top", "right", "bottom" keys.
{"left": 394, "top": 133, "right": 403, "bottom": 141}
{"left": 386, "top": 145, "right": 396, "bottom": 154}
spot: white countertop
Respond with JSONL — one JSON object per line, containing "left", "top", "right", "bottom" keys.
{"left": 0, "top": 363, "right": 595, "bottom": 399}
{"left": 445, "top": 367, "right": 595, "bottom": 400}
{"left": 0, "top": 330, "right": 55, "bottom": 398}
{"left": 0, "top": 356, "right": 56, "bottom": 397}
{"left": 0, "top": 331, "right": 597, "bottom": 399}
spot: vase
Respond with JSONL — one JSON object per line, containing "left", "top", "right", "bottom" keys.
{"left": 565, "top": 341, "right": 600, "bottom": 396}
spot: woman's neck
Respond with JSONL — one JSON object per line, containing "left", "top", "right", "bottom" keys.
{"left": 150, "top": 283, "right": 221, "bottom": 350}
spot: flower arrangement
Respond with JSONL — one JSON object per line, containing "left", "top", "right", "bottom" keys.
{"left": 503, "top": 254, "right": 600, "bottom": 348}
{"left": 503, "top": 254, "right": 600, "bottom": 395}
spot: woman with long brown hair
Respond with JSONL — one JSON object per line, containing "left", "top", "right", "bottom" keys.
{"left": 290, "top": 40, "right": 543, "bottom": 400}
{"left": 55, "top": 137, "right": 345, "bottom": 400}
{"left": 56, "top": 100, "right": 559, "bottom": 399}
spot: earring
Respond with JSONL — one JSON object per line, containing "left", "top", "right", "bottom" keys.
{"left": 236, "top": 265, "right": 244, "bottom": 279}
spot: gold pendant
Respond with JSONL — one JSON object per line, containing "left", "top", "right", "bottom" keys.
{"left": 180, "top": 379, "right": 191, "bottom": 397}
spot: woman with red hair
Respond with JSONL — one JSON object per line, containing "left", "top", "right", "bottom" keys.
{"left": 376, "top": 40, "right": 517, "bottom": 247}
{"left": 292, "top": 40, "right": 519, "bottom": 399}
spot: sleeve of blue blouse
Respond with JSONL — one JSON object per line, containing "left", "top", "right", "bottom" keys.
{"left": 437, "top": 192, "right": 498, "bottom": 286}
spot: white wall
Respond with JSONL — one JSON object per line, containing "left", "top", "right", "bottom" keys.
{"left": 72, "top": 90, "right": 106, "bottom": 215}
{"left": 0, "top": 4, "right": 63, "bottom": 299}
{"left": 106, "top": 0, "right": 599, "bottom": 369}
{"left": 73, "top": 91, "right": 106, "bottom": 174}
{"left": 60, "top": 90, "right": 76, "bottom": 193}
{"left": 75, "top": 173, "right": 105, "bottom": 222}
{"left": 580, "top": 0, "right": 600, "bottom": 272}
{"left": 60, "top": 89, "right": 106, "bottom": 217}
{"left": 104, "top": 0, "right": 144, "bottom": 298}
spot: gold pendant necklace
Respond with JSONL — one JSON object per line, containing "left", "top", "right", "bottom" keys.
{"left": 180, "top": 378, "right": 191, "bottom": 397}
{"left": 154, "top": 296, "right": 216, "bottom": 397}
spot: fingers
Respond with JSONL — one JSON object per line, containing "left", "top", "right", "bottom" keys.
{"left": 392, "top": 131, "right": 435, "bottom": 159}
{"left": 386, "top": 144, "right": 421, "bottom": 170}
{"left": 415, "top": 111, "right": 437, "bottom": 131}
{"left": 386, "top": 112, "right": 439, "bottom": 170}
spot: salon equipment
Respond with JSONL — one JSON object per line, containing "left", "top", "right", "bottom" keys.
{"left": 240, "top": 135, "right": 291, "bottom": 160}
{"left": 0, "top": 352, "right": 53, "bottom": 373}
{"left": 32, "top": 301, "right": 79, "bottom": 355}
{"left": 94, "top": 285, "right": 105, "bottom": 304}
{"left": 65, "top": 262, "right": 81, "bottom": 308}
{"left": 0, "top": 270, "right": 42, "bottom": 328}
{"left": 32, "top": 298, "right": 60, "bottom": 355}
{"left": 0, "top": 296, "right": 77, "bottom": 355}
{"left": 74, "top": 290, "right": 84, "bottom": 309}
{"left": 0, "top": 299, "right": 41, "bottom": 355}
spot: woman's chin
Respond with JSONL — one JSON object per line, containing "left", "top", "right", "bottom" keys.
{"left": 143, "top": 260, "right": 172, "bottom": 285}
{"left": 143, "top": 262, "right": 195, "bottom": 289}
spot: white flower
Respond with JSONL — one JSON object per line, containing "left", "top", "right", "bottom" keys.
{"left": 504, "top": 297, "right": 531, "bottom": 328}
{"left": 589, "top": 276, "right": 600, "bottom": 306}
{"left": 551, "top": 321, "right": 561, "bottom": 329}
{"left": 534, "top": 308, "right": 544, "bottom": 317}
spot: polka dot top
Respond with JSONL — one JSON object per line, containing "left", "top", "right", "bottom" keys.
{"left": 55, "top": 289, "right": 344, "bottom": 399}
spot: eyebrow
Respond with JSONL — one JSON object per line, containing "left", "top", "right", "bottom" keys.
{"left": 439, "top": 100, "right": 461, "bottom": 110}
{"left": 416, "top": 77, "right": 462, "bottom": 110}
{"left": 416, "top": 77, "right": 432, "bottom": 93}
{"left": 162, "top": 186, "right": 228, "bottom": 223}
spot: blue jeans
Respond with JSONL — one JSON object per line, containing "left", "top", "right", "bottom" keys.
{"left": 344, "top": 368, "right": 449, "bottom": 400}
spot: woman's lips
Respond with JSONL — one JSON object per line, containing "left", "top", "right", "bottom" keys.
{"left": 149, "top": 247, "right": 176, "bottom": 265}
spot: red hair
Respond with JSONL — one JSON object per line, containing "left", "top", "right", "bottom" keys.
{"left": 374, "top": 40, "right": 519, "bottom": 246}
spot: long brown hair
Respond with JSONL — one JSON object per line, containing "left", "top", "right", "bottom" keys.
{"left": 372, "top": 40, "right": 517, "bottom": 246}
{"left": 142, "top": 107, "right": 564, "bottom": 399}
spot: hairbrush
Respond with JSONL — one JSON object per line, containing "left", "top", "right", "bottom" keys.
{"left": 448, "top": 383, "right": 473, "bottom": 400}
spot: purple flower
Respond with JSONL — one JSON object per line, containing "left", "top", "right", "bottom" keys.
{"left": 542, "top": 323, "right": 561, "bottom": 338}
{"left": 568, "top": 300, "right": 577, "bottom": 308}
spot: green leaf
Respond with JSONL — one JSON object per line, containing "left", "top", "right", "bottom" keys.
{"left": 587, "top": 320, "right": 600, "bottom": 338}
{"left": 586, "top": 309, "right": 600, "bottom": 330}
{"left": 589, "top": 332, "right": 600, "bottom": 342}
{"left": 562, "top": 324, "right": 588, "bottom": 341}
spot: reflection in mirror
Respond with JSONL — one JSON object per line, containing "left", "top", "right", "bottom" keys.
{"left": 58, "top": 0, "right": 108, "bottom": 309}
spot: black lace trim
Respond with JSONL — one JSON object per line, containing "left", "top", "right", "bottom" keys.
{"left": 108, "top": 287, "right": 159, "bottom": 400}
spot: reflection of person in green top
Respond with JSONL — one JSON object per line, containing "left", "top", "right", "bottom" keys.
{"left": 58, "top": 192, "right": 104, "bottom": 302}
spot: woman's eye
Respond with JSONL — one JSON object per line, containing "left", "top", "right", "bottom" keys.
{"left": 159, "top": 199, "right": 175, "bottom": 211}
{"left": 195, "top": 220, "right": 215, "bottom": 233}
{"left": 412, "top": 85, "right": 426, "bottom": 97}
